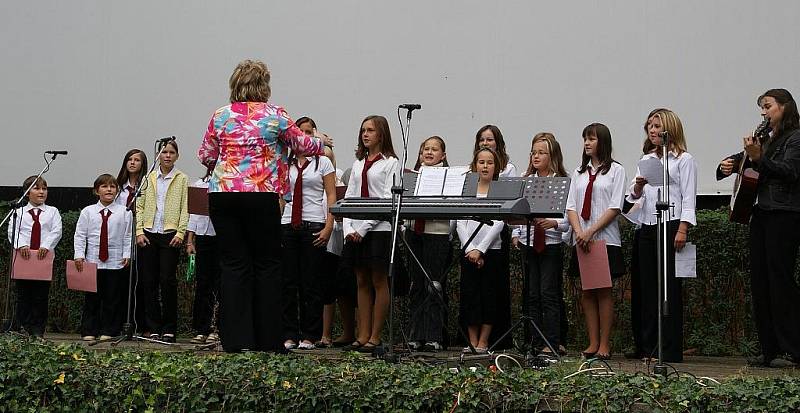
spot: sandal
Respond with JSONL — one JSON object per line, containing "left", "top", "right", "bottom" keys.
{"left": 341, "top": 341, "right": 365, "bottom": 351}
{"left": 356, "top": 341, "right": 382, "bottom": 353}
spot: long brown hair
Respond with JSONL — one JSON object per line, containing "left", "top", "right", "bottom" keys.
{"left": 759, "top": 88, "right": 800, "bottom": 135}
{"left": 116, "top": 149, "right": 148, "bottom": 188}
{"left": 523, "top": 132, "right": 567, "bottom": 177}
{"left": 578, "top": 123, "right": 616, "bottom": 175}
{"left": 355, "top": 115, "right": 396, "bottom": 160}
{"left": 473, "top": 125, "right": 509, "bottom": 172}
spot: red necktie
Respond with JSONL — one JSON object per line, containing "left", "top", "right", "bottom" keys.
{"left": 99, "top": 209, "right": 111, "bottom": 262}
{"left": 414, "top": 219, "right": 425, "bottom": 234}
{"left": 125, "top": 185, "right": 135, "bottom": 207}
{"left": 580, "top": 168, "right": 598, "bottom": 221}
{"left": 291, "top": 160, "right": 311, "bottom": 228}
{"left": 533, "top": 224, "right": 546, "bottom": 253}
{"left": 28, "top": 208, "right": 41, "bottom": 250}
{"left": 361, "top": 156, "right": 379, "bottom": 197}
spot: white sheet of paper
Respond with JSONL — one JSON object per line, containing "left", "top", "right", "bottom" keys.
{"left": 638, "top": 157, "right": 664, "bottom": 186}
{"left": 675, "top": 242, "right": 697, "bottom": 278}
{"left": 442, "top": 166, "right": 469, "bottom": 196}
{"left": 415, "top": 166, "right": 448, "bottom": 196}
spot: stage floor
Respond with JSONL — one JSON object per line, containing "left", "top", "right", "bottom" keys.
{"left": 42, "top": 333, "right": 798, "bottom": 380}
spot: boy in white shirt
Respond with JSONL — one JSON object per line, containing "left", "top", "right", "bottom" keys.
{"left": 74, "top": 174, "right": 132, "bottom": 341}
{"left": 7, "top": 175, "right": 63, "bottom": 337}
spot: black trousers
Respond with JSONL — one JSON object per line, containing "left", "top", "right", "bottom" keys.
{"left": 81, "top": 268, "right": 127, "bottom": 336}
{"left": 635, "top": 221, "right": 683, "bottom": 362}
{"left": 210, "top": 192, "right": 283, "bottom": 353}
{"left": 281, "top": 222, "right": 325, "bottom": 342}
{"left": 192, "top": 234, "right": 221, "bottom": 336}
{"left": 13, "top": 279, "right": 50, "bottom": 336}
{"left": 139, "top": 231, "right": 180, "bottom": 335}
{"left": 750, "top": 207, "right": 800, "bottom": 361}
{"left": 523, "top": 243, "right": 563, "bottom": 349}
{"left": 406, "top": 231, "right": 452, "bottom": 343}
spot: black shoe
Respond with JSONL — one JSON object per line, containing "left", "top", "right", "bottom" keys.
{"left": 769, "top": 357, "right": 797, "bottom": 368}
{"left": 747, "top": 354, "right": 770, "bottom": 367}
{"left": 161, "top": 334, "right": 176, "bottom": 343}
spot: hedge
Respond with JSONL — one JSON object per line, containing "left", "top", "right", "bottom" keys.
{"left": 0, "top": 206, "right": 792, "bottom": 356}
{"left": 1, "top": 335, "right": 799, "bottom": 412}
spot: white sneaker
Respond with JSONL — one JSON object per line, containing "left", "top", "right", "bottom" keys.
{"left": 207, "top": 333, "right": 219, "bottom": 342}
{"left": 408, "top": 341, "right": 422, "bottom": 350}
{"left": 284, "top": 340, "right": 297, "bottom": 350}
{"left": 297, "top": 341, "right": 316, "bottom": 350}
{"left": 423, "top": 341, "right": 443, "bottom": 351}
{"left": 98, "top": 335, "right": 113, "bottom": 341}
{"left": 190, "top": 335, "right": 207, "bottom": 344}
{"left": 82, "top": 335, "right": 96, "bottom": 342}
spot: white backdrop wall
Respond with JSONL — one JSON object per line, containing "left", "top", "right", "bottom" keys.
{"left": 1, "top": 1, "right": 799, "bottom": 194}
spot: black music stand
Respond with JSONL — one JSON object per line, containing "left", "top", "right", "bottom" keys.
{"left": 486, "top": 176, "right": 570, "bottom": 358}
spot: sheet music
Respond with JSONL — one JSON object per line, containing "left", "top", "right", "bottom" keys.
{"left": 415, "top": 167, "right": 448, "bottom": 196}
{"left": 638, "top": 157, "right": 664, "bottom": 186}
{"left": 442, "top": 166, "right": 469, "bottom": 196}
{"left": 675, "top": 243, "right": 697, "bottom": 278}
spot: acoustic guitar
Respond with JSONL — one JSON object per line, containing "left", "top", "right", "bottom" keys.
{"left": 729, "top": 118, "right": 772, "bottom": 224}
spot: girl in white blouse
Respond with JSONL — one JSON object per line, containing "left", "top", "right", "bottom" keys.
{"left": 341, "top": 115, "right": 399, "bottom": 353}
{"left": 512, "top": 133, "right": 570, "bottom": 353}
{"left": 455, "top": 147, "right": 506, "bottom": 353}
{"left": 474, "top": 125, "right": 518, "bottom": 177}
{"left": 628, "top": 108, "right": 697, "bottom": 362}
{"left": 186, "top": 174, "right": 220, "bottom": 345}
{"left": 565, "top": 123, "right": 626, "bottom": 360}
{"left": 74, "top": 174, "right": 132, "bottom": 341}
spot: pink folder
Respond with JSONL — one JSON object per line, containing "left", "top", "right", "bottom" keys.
{"left": 11, "top": 250, "right": 54, "bottom": 281}
{"left": 66, "top": 260, "right": 98, "bottom": 293}
{"left": 575, "top": 239, "right": 612, "bottom": 290}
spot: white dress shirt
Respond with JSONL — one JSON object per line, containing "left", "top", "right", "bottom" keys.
{"left": 149, "top": 167, "right": 176, "bottom": 234}
{"left": 454, "top": 194, "right": 505, "bottom": 253}
{"left": 626, "top": 151, "right": 698, "bottom": 226}
{"left": 499, "top": 162, "right": 519, "bottom": 178}
{"left": 512, "top": 173, "right": 570, "bottom": 245}
{"left": 343, "top": 155, "right": 400, "bottom": 237}
{"left": 281, "top": 156, "right": 335, "bottom": 224}
{"left": 7, "top": 203, "right": 62, "bottom": 250}
{"left": 187, "top": 178, "right": 216, "bottom": 236}
{"left": 114, "top": 179, "right": 135, "bottom": 209}
{"left": 565, "top": 162, "right": 626, "bottom": 247}
{"left": 74, "top": 202, "right": 132, "bottom": 269}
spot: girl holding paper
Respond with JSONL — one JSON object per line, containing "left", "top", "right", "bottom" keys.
{"left": 406, "top": 136, "right": 452, "bottom": 352}
{"left": 566, "top": 123, "right": 626, "bottom": 360}
{"left": 456, "top": 147, "right": 506, "bottom": 353}
{"left": 74, "top": 174, "right": 132, "bottom": 341}
{"left": 628, "top": 108, "right": 697, "bottom": 363}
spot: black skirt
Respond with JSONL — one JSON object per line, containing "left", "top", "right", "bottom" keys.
{"left": 568, "top": 244, "right": 626, "bottom": 279}
{"left": 341, "top": 231, "right": 392, "bottom": 274}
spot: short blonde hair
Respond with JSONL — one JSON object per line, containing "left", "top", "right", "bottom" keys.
{"left": 229, "top": 60, "right": 271, "bottom": 103}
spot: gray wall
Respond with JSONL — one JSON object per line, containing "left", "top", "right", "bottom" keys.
{"left": 2, "top": 1, "right": 798, "bottom": 194}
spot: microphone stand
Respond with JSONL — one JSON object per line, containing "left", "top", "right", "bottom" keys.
{"left": 383, "top": 107, "right": 418, "bottom": 362}
{"left": 107, "top": 139, "right": 178, "bottom": 347}
{"left": 653, "top": 131, "right": 673, "bottom": 376}
{"left": 2, "top": 152, "right": 63, "bottom": 333}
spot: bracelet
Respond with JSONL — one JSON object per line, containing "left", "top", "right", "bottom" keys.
{"left": 677, "top": 230, "right": 687, "bottom": 235}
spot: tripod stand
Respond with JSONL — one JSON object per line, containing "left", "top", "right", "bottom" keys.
{"left": 1, "top": 151, "right": 65, "bottom": 334}
{"left": 487, "top": 218, "right": 560, "bottom": 360}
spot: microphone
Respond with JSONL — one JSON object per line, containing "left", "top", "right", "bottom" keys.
{"left": 658, "top": 131, "right": 669, "bottom": 138}
{"left": 156, "top": 136, "right": 176, "bottom": 143}
{"left": 398, "top": 104, "right": 421, "bottom": 110}
{"left": 44, "top": 150, "right": 68, "bottom": 155}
